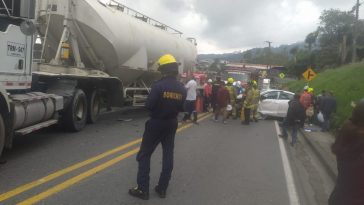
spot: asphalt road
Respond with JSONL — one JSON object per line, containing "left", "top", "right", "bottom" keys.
{"left": 0, "top": 108, "right": 327, "bottom": 205}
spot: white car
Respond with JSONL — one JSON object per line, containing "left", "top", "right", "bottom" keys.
{"left": 258, "top": 89, "right": 295, "bottom": 119}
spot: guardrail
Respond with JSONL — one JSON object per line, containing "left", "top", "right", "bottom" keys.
{"left": 107, "top": 0, "right": 183, "bottom": 36}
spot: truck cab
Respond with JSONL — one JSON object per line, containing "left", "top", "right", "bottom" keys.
{"left": 0, "top": 0, "right": 64, "bottom": 158}
{"left": 0, "top": 0, "right": 35, "bottom": 91}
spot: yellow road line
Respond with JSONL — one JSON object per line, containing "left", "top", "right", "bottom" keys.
{"left": 17, "top": 148, "right": 140, "bottom": 205}
{"left": 0, "top": 139, "right": 142, "bottom": 202}
{"left": 18, "top": 113, "right": 212, "bottom": 205}
{"left": 6, "top": 112, "right": 211, "bottom": 204}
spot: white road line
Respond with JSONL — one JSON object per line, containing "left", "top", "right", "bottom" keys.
{"left": 274, "top": 121, "right": 301, "bottom": 205}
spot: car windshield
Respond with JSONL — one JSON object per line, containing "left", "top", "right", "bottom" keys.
{"left": 262, "top": 91, "right": 279, "bottom": 100}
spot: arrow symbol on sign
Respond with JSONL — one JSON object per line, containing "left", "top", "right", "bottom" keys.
{"left": 307, "top": 71, "right": 315, "bottom": 80}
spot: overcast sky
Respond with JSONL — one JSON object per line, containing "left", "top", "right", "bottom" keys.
{"left": 119, "top": 0, "right": 362, "bottom": 54}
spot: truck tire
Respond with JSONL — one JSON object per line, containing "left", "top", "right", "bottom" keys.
{"left": 63, "top": 89, "right": 88, "bottom": 132}
{"left": 0, "top": 114, "right": 5, "bottom": 159}
{"left": 87, "top": 90, "right": 101, "bottom": 124}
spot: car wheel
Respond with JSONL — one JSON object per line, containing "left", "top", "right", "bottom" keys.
{"left": 258, "top": 112, "right": 268, "bottom": 120}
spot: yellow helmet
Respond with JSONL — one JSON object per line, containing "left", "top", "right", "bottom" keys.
{"left": 158, "top": 54, "right": 177, "bottom": 66}
{"left": 227, "top": 78, "right": 234, "bottom": 84}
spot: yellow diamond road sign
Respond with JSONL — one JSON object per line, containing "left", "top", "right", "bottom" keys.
{"left": 279, "top": 73, "right": 285, "bottom": 79}
{"left": 302, "top": 67, "right": 317, "bottom": 81}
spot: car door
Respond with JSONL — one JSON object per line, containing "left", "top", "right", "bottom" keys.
{"left": 258, "top": 91, "right": 280, "bottom": 116}
{"left": 277, "top": 91, "right": 294, "bottom": 117}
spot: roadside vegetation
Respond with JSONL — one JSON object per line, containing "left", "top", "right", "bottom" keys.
{"left": 199, "top": 8, "right": 364, "bottom": 78}
{"left": 197, "top": 6, "right": 364, "bottom": 131}
{"left": 286, "top": 63, "right": 364, "bottom": 130}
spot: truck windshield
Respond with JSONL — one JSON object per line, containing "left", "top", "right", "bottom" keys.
{"left": 227, "top": 72, "right": 249, "bottom": 83}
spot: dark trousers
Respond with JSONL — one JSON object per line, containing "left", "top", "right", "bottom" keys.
{"left": 322, "top": 113, "right": 331, "bottom": 131}
{"left": 203, "top": 96, "right": 211, "bottom": 112}
{"left": 281, "top": 119, "right": 299, "bottom": 145}
{"left": 244, "top": 108, "right": 251, "bottom": 124}
{"left": 183, "top": 100, "right": 197, "bottom": 122}
{"left": 136, "top": 118, "right": 178, "bottom": 192}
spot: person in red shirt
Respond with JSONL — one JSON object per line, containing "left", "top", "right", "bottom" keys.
{"left": 203, "top": 79, "right": 212, "bottom": 112}
{"left": 214, "top": 82, "right": 230, "bottom": 124}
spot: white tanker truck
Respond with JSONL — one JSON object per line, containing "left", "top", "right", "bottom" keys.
{"left": 0, "top": 0, "right": 197, "bottom": 157}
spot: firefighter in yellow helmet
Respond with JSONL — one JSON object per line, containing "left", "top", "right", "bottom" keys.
{"left": 242, "top": 81, "right": 254, "bottom": 125}
{"left": 251, "top": 80, "right": 260, "bottom": 122}
{"left": 225, "top": 77, "right": 237, "bottom": 119}
{"left": 129, "top": 54, "right": 186, "bottom": 200}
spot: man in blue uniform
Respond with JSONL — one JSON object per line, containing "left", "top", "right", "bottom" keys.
{"left": 129, "top": 54, "right": 186, "bottom": 200}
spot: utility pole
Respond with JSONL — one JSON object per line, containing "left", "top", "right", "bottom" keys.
{"left": 265, "top": 41, "right": 272, "bottom": 50}
{"left": 352, "top": 0, "right": 360, "bottom": 63}
{"left": 265, "top": 41, "right": 272, "bottom": 69}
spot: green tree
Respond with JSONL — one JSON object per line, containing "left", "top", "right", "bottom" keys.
{"left": 286, "top": 49, "right": 315, "bottom": 78}
{"left": 317, "top": 9, "right": 355, "bottom": 66}
{"left": 305, "top": 31, "right": 318, "bottom": 51}
{"left": 290, "top": 46, "right": 299, "bottom": 63}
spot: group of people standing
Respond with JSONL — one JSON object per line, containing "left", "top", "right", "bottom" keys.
{"left": 129, "top": 54, "right": 363, "bottom": 204}
{"left": 300, "top": 86, "right": 337, "bottom": 131}
{"left": 202, "top": 76, "right": 260, "bottom": 125}
{"left": 280, "top": 85, "right": 337, "bottom": 146}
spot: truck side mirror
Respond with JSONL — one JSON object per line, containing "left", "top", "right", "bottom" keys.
{"left": 20, "top": 20, "right": 36, "bottom": 36}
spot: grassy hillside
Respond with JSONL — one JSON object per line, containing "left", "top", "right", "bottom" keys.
{"left": 286, "top": 63, "right": 364, "bottom": 130}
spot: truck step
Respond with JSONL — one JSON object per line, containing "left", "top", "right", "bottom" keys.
{"left": 133, "top": 94, "right": 148, "bottom": 107}
{"left": 15, "top": 119, "right": 58, "bottom": 136}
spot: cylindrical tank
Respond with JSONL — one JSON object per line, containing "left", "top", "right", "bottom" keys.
{"left": 38, "top": 0, "right": 197, "bottom": 86}
{"left": 12, "top": 93, "right": 56, "bottom": 130}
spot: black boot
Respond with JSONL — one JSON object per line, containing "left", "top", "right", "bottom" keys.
{"left": 192, "top": 112, "right": 199, "bottom": 124}
{"left": 128, "top": 187, "right": 149, "bottom": 200}
{"left": 155, "top": 185, "right": 167, "bottom": 198}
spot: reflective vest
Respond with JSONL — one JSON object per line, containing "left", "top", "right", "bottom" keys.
{"left": 226, "top": 85, "right": 236, "bottom": 103}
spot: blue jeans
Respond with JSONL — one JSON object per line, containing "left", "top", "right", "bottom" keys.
{"left": 281, "top": 120, "right": 299, "bottom": 145}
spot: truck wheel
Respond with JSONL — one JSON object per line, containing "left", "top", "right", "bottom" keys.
{"left": 0, "top": 114, "right": 5, "bottom": 159}
{"left": 63, "top": 89, "right": 88, "bottom": 132}
{"left": 87, "top": 90, "right": 101, "bottom": 124}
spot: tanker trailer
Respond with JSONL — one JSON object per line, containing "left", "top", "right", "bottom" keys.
{"left": 35, "top": 0, "right": 197, "bottom": 107}
{"left": 0, "top": 0, "right": 196, "bottom": 158}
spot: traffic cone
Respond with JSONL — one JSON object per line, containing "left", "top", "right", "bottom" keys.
{"left": 195, "top": 97, "right": 203, "bottom": 113}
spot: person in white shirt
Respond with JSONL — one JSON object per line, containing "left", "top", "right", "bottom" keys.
{"left": 183, "top": 77, "right": 198, "bottom": 123}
